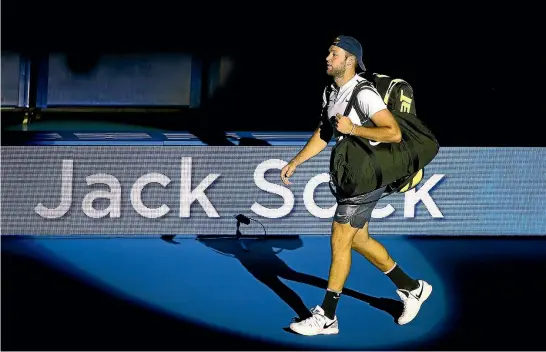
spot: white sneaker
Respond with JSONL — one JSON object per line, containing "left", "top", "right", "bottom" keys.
{"left": 396, "top": 279, "right": 433, "bottom": 325}
{"left": 289, "top": 305, "right": 339, "bottom": 336}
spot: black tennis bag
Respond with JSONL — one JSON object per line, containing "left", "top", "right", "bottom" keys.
{"left": 329, "top": 73, "right": 440, "bottom": 199}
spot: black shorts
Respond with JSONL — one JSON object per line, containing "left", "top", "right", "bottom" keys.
{"left": 332, "top": 186, "right": 387, "bottom": 229}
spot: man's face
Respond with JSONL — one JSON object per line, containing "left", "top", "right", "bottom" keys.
{"left": 326, "top": 45, "right": 350, "bottom": 77}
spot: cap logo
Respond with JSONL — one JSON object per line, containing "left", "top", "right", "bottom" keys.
{"left": 333, "top": 37, "right": 340, "bottom": 44}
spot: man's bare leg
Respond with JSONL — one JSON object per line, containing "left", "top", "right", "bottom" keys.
{"left": 351, "top": 222, "right": 433, "bottom": 325}
{"left": 289, "top": 220, "right": 357, "bottom": 335}
{"left": 317, "top": 221, "right": 360, "bottom": 320}
{"left": 351, "top": 222, "right": 394, "bottom": 272}
{"left": 351, "top": 222, "right": 419, "bottom": 291}
{"left": 326, "top": 221, "right": 361, "bottom": 291}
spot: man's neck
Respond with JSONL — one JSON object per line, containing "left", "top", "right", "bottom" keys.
{"left": 334, "top": 70, "right": 356, "bottom": 88}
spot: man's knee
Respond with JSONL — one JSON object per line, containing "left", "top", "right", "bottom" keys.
{"left": 331, "top": 221, "right": 359, "bottom": 253}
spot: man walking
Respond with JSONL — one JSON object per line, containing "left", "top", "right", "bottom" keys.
{"left": 280, "top": 35, "right": 432, "bottom": 336}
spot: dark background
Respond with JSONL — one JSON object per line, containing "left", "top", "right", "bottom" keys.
{"left": 2, "top": 3, "right": 544, "bottom": 147}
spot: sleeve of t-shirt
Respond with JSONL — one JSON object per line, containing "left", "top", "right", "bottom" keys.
{"left": 355, "top": 88, "right": 388, "bottom": 122}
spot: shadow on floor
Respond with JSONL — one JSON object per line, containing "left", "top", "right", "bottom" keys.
{"left": 1, "top": 248, "right": 290, "bottom": 351}
{"left": 163, "top": 235, "right": 403, "bottom": 323}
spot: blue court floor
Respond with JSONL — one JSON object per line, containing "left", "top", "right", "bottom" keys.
{"left": 3, "top": 234, "right": 546, "bottom": 350}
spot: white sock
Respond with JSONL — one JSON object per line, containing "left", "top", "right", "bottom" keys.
{"left": 383, "top": 262, "right": 397, "bottom": 275}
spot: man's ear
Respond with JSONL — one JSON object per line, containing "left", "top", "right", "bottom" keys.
{"left": 346, "top": 55, "right": 356, "bottom": 68}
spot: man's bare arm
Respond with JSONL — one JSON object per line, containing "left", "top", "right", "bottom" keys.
{"left": 335, "top": 109, "right": 402, "bottom": 143}
{"left": 290, "top": 127, "right": 329, "bottom": 166}
{"left": 281, "top": 127, "right": 329, "bottom": 185}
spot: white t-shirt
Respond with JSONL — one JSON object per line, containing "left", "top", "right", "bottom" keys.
{"left": 320, "top": 73, "right": 387, "bottom": 142}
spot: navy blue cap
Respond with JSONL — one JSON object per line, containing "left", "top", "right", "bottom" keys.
{"left": 333, "top": 35, "right": 366, "bottom": 72}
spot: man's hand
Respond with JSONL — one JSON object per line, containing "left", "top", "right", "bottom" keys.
{"left": 334, "top": 113, "right": 354, "bottom": 135}
{"left": 280, "top": 160, "right": 297, "bottom": 185}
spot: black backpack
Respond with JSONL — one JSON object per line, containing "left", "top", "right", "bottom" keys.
{"left": 329, "top": 73, "right": 440, "bottom": 201}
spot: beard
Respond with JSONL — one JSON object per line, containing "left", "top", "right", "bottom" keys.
{"left": 326, "top": 65, "right": 345, "bottom": 78}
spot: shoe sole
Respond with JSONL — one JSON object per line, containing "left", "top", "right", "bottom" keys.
{"left": 397, "top": 282, "right": 433, "bottom": 325}
{"left": 289, "top": 325, "right": 339, "bottom": 336}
